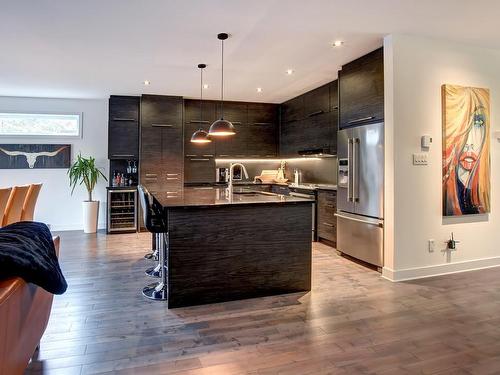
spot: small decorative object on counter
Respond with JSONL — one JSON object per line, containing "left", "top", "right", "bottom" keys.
{"left": 275, "top": 161, "right": 288, "bottom": 184}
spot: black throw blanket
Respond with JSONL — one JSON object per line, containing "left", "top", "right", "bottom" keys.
{"left": 0, "top": 221, "right": 67, "bottom": 294}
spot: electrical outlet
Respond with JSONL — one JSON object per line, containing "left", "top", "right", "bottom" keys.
{"left": 428, "top": 239, "right": 435, "bottom": 252}
{"left": 413, "top": 153, "right": 428, "bottom": 165}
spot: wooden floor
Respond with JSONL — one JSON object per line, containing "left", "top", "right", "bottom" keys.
{"left": 25, "top": 231, "right": 500, "bottom": 375}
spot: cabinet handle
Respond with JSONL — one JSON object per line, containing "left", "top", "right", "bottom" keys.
{"left": 112, "top": 117, "right": 136, "bottom": 122}
{"left": 166, "top": 173, "right": 179, "bottom": 176}
{"left": 202, "top": 154, "right": 214, "bottom": 157}
{"left": 145, "top": 173, "right": 157, "bottom": 177}
{"left": 166, "top": 191, "right": 179, "bottom": 194}
{"left": 185, "top": 154, "right": 197, "bottom": 157}
{"left": 322, "top": 222, "right": 335, "bottom": 227}
{"left": 219, "top": 154, "right": 229, "bottom": 157}
{"left": 166, "top": 177, "right": 179, "bottom": 180}
{"left": 111, "top": 154, "right": 134, "bottom": 158}
{"left": 347, "top": 116, "right": 375, "bottom": 124}
{"left": 253, "top": 122, "right": 272, "bottom": 126}
{"left": 190, "top": 158, "right": 210, "bottom": 161}
{"left": 189, "top": 120, "right": 210, "bottom": 124}
{"left": 308, "top": 110, "right": 324, "bottom": 117}
{"left": 332, "top": 106, "right": 339, "bottom": 110}
{"left": 151, "top": 123, "right": 174, "bottom": 128}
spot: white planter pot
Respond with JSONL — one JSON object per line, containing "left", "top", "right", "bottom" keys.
{"left": 82, "top": 201, "right": 99, "bottom": 233}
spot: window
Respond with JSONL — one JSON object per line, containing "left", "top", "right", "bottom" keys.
{"left": 0, "top": 112, "right": 82, "bottom": 137}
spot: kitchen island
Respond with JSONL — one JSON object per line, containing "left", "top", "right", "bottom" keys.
{"left": 152, "top": 186, "right": 313, "bottom": 308}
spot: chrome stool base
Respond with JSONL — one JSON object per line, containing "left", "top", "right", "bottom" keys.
{"left": 142, "top": 282, "right": 167, "bottom": 301}
{"left": 145, "top": 264, "right": 161, "bottom": 278}
{"left": 144, "top": 249, "right": 158, "bottom": 261}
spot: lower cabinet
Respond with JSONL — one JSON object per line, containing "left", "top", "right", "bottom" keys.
{"left": 184, "top": 157, "right": 215, "bottom": 184}
{"left": 317, "top": 190, "right": 337, "bottom": 245}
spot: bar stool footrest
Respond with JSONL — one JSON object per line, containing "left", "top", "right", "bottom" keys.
{"left": 142, "top": 282, "right": 167, "bottom": 301}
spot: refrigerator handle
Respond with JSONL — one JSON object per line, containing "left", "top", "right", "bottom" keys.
{"left": 353, "top": 138, "right": 360, "bottom": 202}
{"left": 347, "top": 138, "right": 353, "bottom": 202}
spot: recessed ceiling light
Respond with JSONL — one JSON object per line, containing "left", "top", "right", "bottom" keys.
{"left": 143, "top": 80, "right": 151, "bottom": 85}
{"left": 333, "top": 40, "right": 344, "bottom": 47}
{"left": 203, "top": 84, "right": 209, "bottom": 89}
{"left": 256, "top": 87, "right": 262, "bottom": 93}
{"left": 286, "top": 69, "right": 294, "bottom": 75}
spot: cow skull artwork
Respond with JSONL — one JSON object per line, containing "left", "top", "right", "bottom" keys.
{"left": 0, "top": 145, "right": 69, "bottom": 168}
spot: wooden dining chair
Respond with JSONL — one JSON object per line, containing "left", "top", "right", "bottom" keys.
{"left": 2, "top": 185, "right": 30, "bottom": 226}
{"left": 21, "top": 183, "right": 43, "bottom": 221}
{"left": 0, "top": 187, "right": 13, "bottom": 227}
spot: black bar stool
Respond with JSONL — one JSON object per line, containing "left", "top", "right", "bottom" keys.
{"left": 138, "top": 185, "right": 168, "bottom": 301}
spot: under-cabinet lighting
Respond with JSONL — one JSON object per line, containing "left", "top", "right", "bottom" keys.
{"left": 215, "top": 158, "right": 322, "bottom": 163}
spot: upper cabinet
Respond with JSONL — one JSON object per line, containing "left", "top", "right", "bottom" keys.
{"left": 108, "top": 96, "right": 140, "bottom": 160}
{"left": 338, "top": 47, "right": 384, "bottom": 129}
{"left": 279, "top": 80, "right": 338, "bottom": 157}
{"left": 303, "top": 83, "right": 330, "bottom": 118}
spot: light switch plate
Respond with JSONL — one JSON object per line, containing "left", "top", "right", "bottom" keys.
{"left": 413, "top": 153, "right": 428, "bottom": 165}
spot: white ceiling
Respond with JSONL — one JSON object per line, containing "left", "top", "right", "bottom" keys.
{"left": 1, "top": 0, "right": 500, "bottom": 103}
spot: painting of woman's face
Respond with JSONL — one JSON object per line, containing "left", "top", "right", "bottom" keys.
{"left": 457, "top": 111, "right": 486, "bottom": 180}
{"left": 442, "top": 84, "right": 490, "bottom": 216}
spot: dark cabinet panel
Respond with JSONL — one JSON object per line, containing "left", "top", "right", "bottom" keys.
{"left": 281, "top": 95, "right": 304, "bottom": 123}
{"left": 215, "top": 124, "right": 247, "bottom": 157}
{"left": 247, "top": 103, "right": 278, "bottom": 125}
{"left": 108, "top": 96, "right": 140, "bottom": 160}
{"left": 141, "top": 94, "right": 183, "bottom": 128}
{"left": 280, "top": 120, "right": 303, "bottom": 157}
{"left": 184, "top": 99, "right": 217, "bottom": 124}
{"left": 304, "top": 83, "right": 330, "bottom": 118}
{"left": 184, "top": 157, "right": 216, "bottom": 184}
{"left": 217, "top": 102, "right": 247, "bottom": 125}
{"left": 330, "top": 80, "right": 339, "bottom": 112}
{"left": 140, "top": 95, "right": 183, "bottom": 194}
{"left": 246, "top": 123, "right": 277, "bottom": 157}
{"left": 339, "top": 47, "right": 384, "bottom": 129}
{"left": 317, "top": 190, "right": 337, "bottom": 244}
{"left": 300, "top": 111, "right": 337, "bottom": 153}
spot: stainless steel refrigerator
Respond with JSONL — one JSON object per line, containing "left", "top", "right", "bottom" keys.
{"left": 336, "top": 122, "right": 384, "bottom": 268}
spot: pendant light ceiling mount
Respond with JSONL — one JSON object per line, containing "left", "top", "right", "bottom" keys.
{"left": 190, "top": 63, "right": 212, "bottom": 144}
{"left": 209, "top": 32, "right": 236, "bottom": 137}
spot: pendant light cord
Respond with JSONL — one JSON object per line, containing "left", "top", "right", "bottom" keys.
{"left": 221, "top": 38, "right": 224, "bottom": 119}
{"left": 200, "top": 66, "right": 203, "bottom": 128}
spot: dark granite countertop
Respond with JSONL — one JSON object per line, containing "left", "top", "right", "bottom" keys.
{"left": 153, "top": 186, "right": 313, "bottom": 208}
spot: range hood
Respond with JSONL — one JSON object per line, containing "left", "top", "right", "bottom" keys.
{"left": 297, "top": 148, "right": 336, "bottom": 157}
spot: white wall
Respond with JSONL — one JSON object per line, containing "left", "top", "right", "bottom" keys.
{"left": 0, "top": 97, "right": 108, "bottom": 231}
{"left": 383, "top": 34, "right": 500, "bottom": 280}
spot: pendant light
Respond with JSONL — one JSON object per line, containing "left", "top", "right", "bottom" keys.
{"left": 190, "top": 63, "right": 212, "bottom": 143}
{"left": 209, "top": 33, "right": 236, "bottom": 136}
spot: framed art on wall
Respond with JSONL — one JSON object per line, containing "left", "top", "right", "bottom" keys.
{"left": 442, "top": 84, "right": 490, "bottom": 216}
{"left": 0, "top": 144, "right": 71, "bottom": 169}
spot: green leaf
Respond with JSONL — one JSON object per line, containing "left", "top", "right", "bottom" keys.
{"left": 68, "top": 153, "right": 108, "bottom": 201}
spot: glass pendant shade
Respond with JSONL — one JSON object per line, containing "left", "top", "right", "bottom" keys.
{"left": 209, "top": 118, "right": 236, "bottom": 136}
{"left": 191, "top": 129, "right": 212, "bottom": 143}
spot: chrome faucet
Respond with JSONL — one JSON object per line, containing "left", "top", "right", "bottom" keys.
{"left": 228, "top": 162, "right": 249, "bottom": 192}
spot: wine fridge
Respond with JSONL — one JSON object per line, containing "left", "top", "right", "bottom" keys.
{"left": 107, "top": 188, "right": 137, "bottom": 233}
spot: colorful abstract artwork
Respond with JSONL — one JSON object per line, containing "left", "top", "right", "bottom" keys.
{"left": 442, "top": 84, "right": 490, "bottom": 216}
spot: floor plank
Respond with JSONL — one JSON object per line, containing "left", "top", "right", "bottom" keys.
{"left": 24, "top": 230, "right": 500, "bottom": 374}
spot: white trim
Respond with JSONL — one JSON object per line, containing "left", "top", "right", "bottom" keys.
{"left": 50, "top": 221, "right": 106, "bottom": 232}
{"left": 382, "top": 256, "right": 500, "bottom": 282}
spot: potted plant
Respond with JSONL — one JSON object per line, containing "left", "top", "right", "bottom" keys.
{"left": 68, "top": 154, "right": 107, "bottom": 233}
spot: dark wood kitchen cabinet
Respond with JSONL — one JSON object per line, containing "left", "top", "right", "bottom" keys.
{"left": 317, "top": 189, "right": 337, "bottom": 245}
{"left": 303, "top": 83, "right": 330, "bottom": 118}
{"left": 108, "top": 96, "right": 140, "bottom": 160}
{"left": 330, "top": 80, "right": 339, "bottom": 111}
{"left": 140, "top": 95, "right": 183, "bottom": 195}
{"left": 279, "top": 80, "right": 338, "bottom": 157}
{"left": 247, "top": 103, "right": 278, "bottom": 157}
{"left": 214, "top": 102, "right": 248, "bottom": 158}
{"left": 184, "top": 99, "right": 217, "bottom": 184}
{"left": 339, "top": 47, "right": 384, "bottom": 129}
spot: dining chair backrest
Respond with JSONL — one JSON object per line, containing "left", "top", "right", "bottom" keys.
{"left": 0, "top": 187, "right": 13, "bottom": 227}
{"left": 2, "top": 185, "right": 30, "bottom": 226}
{"left": 21, "top": 183, "right": 43, "bottom": 221}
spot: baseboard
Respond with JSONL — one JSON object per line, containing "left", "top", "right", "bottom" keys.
{"left": 382, "top": 256, "right": 500, "bottom": 282}
{"left": 50, "top": 222, "right": 106, "bottom": 232}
